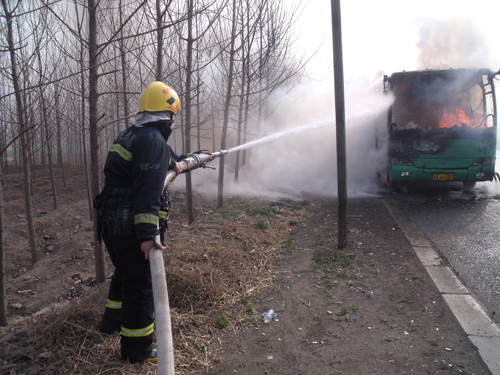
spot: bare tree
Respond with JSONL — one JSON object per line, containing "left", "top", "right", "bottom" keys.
{"left": 0, "top": 114, "right": 39, "bottom": 326}
{"left": 0, "top": 163, "right": 5, "bottom": 326}
{"left": 34, "top": 26, "right": 58, "bottom": 209}
{"left": 54, "top": 84, "right": 66, "bottom": 187}
{"left": 0, "top": 0, "right": 306, "bottom": 293}
{"left": 217, "top": 0, "right": 238, "bottom": 208}
{"left": 1, "top": 0, "right": 38, "bottom": 264}
{"left": 181, "top": 0, "right": 198, "bottom": 223}
{"left": 87, "top": 0, "right": 106, "bottom": 282}
{"left": 168, "top": 0, "right": 221, "bottom": 222}
{"left": 119, "top": 0, "right": 131, "bottom": 128}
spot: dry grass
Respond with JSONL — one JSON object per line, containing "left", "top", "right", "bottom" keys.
{"left": 1, "top": 198, "right": 305, "bottom": 374}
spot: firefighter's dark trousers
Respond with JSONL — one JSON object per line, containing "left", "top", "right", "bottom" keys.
{"left": 101, "top": 223, "right": 155, "bottom": 363}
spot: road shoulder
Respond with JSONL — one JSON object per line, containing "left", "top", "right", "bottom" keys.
{"left": 385, "top": 198, "right": 500, "bottom": 375}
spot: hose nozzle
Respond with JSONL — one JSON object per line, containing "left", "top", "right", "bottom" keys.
{"left": 211, "top": 149, "right": 228, "bottom": 158}
{"left": 164, "top": 149, "right": 228, "bottom": 188}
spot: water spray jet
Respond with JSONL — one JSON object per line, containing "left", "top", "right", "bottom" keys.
{"left": 225, "top": 105, "right": 386, "bottom": 155}
{"left": 227, "top": 120, "right": 332, "bottom": 154}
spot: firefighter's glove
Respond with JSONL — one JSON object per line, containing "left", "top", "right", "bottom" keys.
{"left": 140, "top": 238, "right": 164, "bottom": 260}
{"left": 193, "top": 149, "right": 209, "bottom": 155}
{"left": 196, "top": 149, "right": 214, "bottom": 162}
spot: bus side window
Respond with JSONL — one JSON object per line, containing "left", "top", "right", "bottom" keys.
{"left": 483, "top": 75, "right": 495, "bottom": 128}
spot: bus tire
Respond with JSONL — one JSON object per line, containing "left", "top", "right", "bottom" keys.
{"left": 463, "top": 181, "right": 476, "bottom": 191}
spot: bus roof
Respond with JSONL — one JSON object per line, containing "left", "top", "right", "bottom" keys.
{"left": 386, "top": 68, "right": 495, "bottom": 84}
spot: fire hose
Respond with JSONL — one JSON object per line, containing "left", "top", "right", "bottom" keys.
{"left": 149, "top": 150, "right": 227, "bottom": 375}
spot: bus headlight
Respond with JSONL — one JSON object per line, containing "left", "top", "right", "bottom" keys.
{"left": 476, "top": 172, "right": 485, "bottom": 178}
{"left": 401, "top": 171, "right": 410, "bottom": 177}
{"left": 472, "top": 157, "right": 495, "bottom": 166}
{"left": 390, "top": 157, "right": 414, "bottom": 166}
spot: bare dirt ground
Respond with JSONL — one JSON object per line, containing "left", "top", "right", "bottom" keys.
{"left": 0, "top": 167, "right": 492, "bottom": 374}
{"left": 206, "top": 197, "right": 490, "bottom": 375}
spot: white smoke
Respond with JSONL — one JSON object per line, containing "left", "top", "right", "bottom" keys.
{"left": 181, "top": 75, "right": 393, "bottom": 200}
{"left": 415, "top": 17, "right": 497, "bottom": 70}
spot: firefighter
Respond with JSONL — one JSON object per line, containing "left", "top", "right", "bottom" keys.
{"left": 95, "top": 81, "right": 183, "bottom": 363}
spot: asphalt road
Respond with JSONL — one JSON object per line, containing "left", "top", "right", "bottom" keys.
{"left": 390, "top": 182, "right": 500, "bottom": 324}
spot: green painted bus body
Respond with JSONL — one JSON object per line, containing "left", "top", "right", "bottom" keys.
{"left": 384, "top": 69, "right": 498, "bottom": 184}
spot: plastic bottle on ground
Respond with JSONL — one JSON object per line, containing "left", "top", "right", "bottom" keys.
{"left": 263, "top": 309, "right": 277, "bottom": 323}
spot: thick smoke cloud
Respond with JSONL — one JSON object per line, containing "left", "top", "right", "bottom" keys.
{"left": 415, "top": 17, "right": 497, "bottom": 70}
{"left": 183, "top": 76, "right": 392, "bottom": 199}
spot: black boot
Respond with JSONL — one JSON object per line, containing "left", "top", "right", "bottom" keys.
{"left": 126, "top": 348, "right": 157, "bottom": 364}
{"left": 100, "top": 307, "right": 121, "bottom": 334}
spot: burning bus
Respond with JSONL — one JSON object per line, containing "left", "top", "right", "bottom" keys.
{"left": 382, "top": 68, "right": 499, "bottom": 190}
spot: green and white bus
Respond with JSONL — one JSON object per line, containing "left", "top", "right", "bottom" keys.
{"left": 382, "top": 68, "right": 499, "bottom": 190}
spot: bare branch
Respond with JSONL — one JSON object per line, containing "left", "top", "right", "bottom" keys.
{"left": 96, "top": 0, "right": 147, "bottom": 57}
{"left": 40, "top": 0, "right": 87, "bottom": 46}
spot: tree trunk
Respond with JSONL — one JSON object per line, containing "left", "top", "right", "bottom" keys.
{"left": 195, "top": 21, "right": 201, "bottom": 152}
{"left": 82, "top": 94, "right": 92, "bottom": 221}
{"left": 234, "top": 9, "right": 246, "bottom": 182}
{"left": 184, "top": 0, "right": 195, "bottom": 224}
{"left": 155, "top": 0, "right": 164, "bottom": 81}
{"left": 26, "top": 88, "right": 36, "bottom": 194}
{"left": 113, "top": 46, "right": 121, "bottom": 136}
{"left": 2, "top": 0, "right": 38, "bottom": 264}
{"left": 88, "top": 0, "right": 106, "bottom": 283}
{"left": 218, "top": 0, "right": 238, "bottom": 208}
{"left": 36, "top": 46, "right": 57, "bottom": 209}
{"left": 211, "top": 96, "right": 216, "bottom": 152}
{"left": 74, "top": 0, "right": 93, "bottom": 221}
{"left": 54, "top": 85, "right": 66, "bottom": 187}
{"left": 15, "top": 134, "right": 19, "bottom": 169}
{"left": 196, "top": 81, "right": 201, "bottom": 151}
{"left": 119, "top": 0, "right": 130, "bottom": 128}
{"left": 43, "top": 104, "right": 58, "bottom": 210}
{"left": 242, "top": 0, "right": 252, "bottom": 167}
{"left": 0, "top": 165, "right": 7, "bottom": 326}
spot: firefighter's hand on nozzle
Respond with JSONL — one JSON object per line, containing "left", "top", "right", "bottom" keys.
{"left": 141, "top": 239, "right": 164, "bottom": 260}
{"left": 201, "top": 150, "right": 214, "bottom": 162}
{"left": 172, "top": 162, "right": 182, "bottom": 179}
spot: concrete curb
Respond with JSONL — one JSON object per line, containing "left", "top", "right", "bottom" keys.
{"left": 384, "top": 199, "right": 500, "bottom": 375}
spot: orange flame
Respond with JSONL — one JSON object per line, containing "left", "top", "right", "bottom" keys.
{"left": 438, "top": 107, "right": 484, "bottom": 128}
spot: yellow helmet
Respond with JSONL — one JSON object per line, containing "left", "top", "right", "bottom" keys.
{"left": 137, "top": 82, "right": 181, "bottom": 115}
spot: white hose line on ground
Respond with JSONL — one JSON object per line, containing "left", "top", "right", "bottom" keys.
{"left": 150, "top": 151, "right": 224, "bottom": 374}
{"left": 149, "top": 155, "right": 204, "bottom": 374}
{"left": 149, "top": 246, "right": 175, "bottom": 375}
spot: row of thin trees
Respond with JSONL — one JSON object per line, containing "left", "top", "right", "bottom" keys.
{"left": 0, "top": 0, "right": 305, "bottom": 325}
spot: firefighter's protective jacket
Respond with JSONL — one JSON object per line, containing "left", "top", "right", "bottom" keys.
{"left": 104, "top": 124, "right": 172, "bottom": 240}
